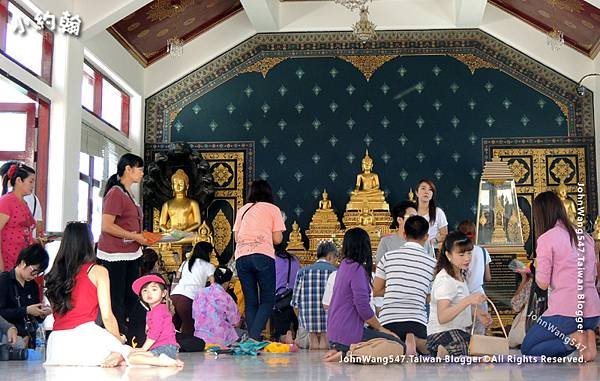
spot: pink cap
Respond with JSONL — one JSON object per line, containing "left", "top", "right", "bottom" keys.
{"left": 132, "top": 274, "right": 166, "bottom": 295}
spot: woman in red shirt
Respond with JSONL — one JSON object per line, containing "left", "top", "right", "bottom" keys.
{"left": 45, "top": 222, "right": 130, "bottom": 366}
{"left": 0, "top": 162, "right": 36, "bottom": 272}
{"left": 97, "top": 153, "right": 148, "bottom": 335}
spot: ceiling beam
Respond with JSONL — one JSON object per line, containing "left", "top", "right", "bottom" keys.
{"left": 74, "top": 0, "right": 154, "bottom": 41}
{"left": 585, "top": 0, "right": 600, "bottom": 9}
{"left": 455, "top": 0, "right": 487, "bottom": 28}
{"left": 240, "top": 0, "right": 280, "bottom": 32}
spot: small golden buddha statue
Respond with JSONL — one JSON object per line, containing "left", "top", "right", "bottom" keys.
{"left": 408, "top": 188, "right": 416, "bottom": 202}
{"left": 347, "top": 150, "right": 389, "bottom": 211}
{"left": 557, "top": 179, "right": 577, "bottom": 224}
{"left": 287, "top": 221, "right": 305, "bottom": 250}
{"left": 358, "top": 201, "right": 374, "bottom": 226}
{"left": 492, "top": 195, "right": 507, "bottom": 243}
{"left": 319, "top": 190, "right": 332, "bottom": 210}
{"left": 196, "top": 221, "right": 213, "bottom": 244}
{"left": 159, "top": 169, "right": 202, "bottom": 233}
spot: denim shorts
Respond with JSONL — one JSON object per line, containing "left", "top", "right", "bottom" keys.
{"left": 150, "top": 344, "right": 179, "bottom": 359}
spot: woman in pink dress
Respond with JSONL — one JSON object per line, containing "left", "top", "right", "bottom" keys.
{"left": 0, "top": 162, "right": 36, "bottom": 272}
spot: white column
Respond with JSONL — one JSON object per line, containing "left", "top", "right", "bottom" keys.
{"left": 46, "top": 34, "right": 84, "bottom": 231}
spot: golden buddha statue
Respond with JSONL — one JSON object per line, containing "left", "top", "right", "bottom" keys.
{"left": 287, "top": 221, "right": 306, "bottom": 250}
{"left": 492, "top": 195, "right": 507, "bottom": 243}
{"left": 319, "top": 190, "right": 332, "bottom": 210}
{"left": 346, "top": 150, "right": 389, "bottom": 211}
{"left": 159, "top": 169, "right": 202, "bottom": 233}
{"left": 197, "top": 221, "right": 213, "bottom": 244}
{"left": 358, "top": 201, "right": 374, "bottom": 226}
{"left": 408, "top": 188, "right": 416, "bottom": 202}
{"left": 557, "top": 179, "right": 577, "bottom": 224}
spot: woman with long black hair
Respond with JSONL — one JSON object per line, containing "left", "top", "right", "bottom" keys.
{"left": 45, "top": 222, "right": 130, "bottom": 366}
{"left": 325, "top": 228, "right": 410, "bottom": 361}
{"left": 0, "top": 162, "right": 36, "bottom": 271}
{"left": 97, "top": 153, "right": 148, "bottom": 335}
{"left": 521, "top": 191, "right": 600, "bottom": 361}
{"left": 171, "top": 241, "right": 215, "bottom": 335}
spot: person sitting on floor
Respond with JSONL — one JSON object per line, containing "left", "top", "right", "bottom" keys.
{"left": 427, "top": 231, "right": 491, "bottom": 357}
{"left": 0, "top": 244, "right": 50, "bottom": 349}
{"left": 171, "top": 242, "right": 215, "bottom": 335}
{"left": 324, "top": 228, "right": 414, "bottom": 362}
{"left": 373, "top": 215, "right": 436, "bottom": 354}
{"left": 192, "top": 266, "right": 244, "bottom": 346}
{"left": 291, "top": 241, "right": 337, "bottom": 350}
{"left": 128, "top": 274, "right": 183, "bottom": 367}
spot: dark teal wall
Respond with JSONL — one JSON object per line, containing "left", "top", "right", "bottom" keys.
{"left": 172, "top": 55, "right": 567, "bottom": 232}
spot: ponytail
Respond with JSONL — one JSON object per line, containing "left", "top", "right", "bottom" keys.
{"left": 104, "top": 153, "right": 144, "bottom": 197}
{"left": 0, "top": 161, "right": 35, "bottom": 195}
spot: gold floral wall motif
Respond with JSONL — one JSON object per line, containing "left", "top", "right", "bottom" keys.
{"left": 448, "top": 53, "right": 497, "bottom": 74}
{"left": 148, "top": 0, "right": 195, "bottom": 22}
{"left": 203, "top": 151, "right": 245, "bottom": 209}
{"left": 239, "top": 57, "right": 289, "bottom": 78}
{"left": 338, "top": 55, "right": 398, "bottom": 81}
{"left": 212, "top": 209, "right": 232, "bottom": 256}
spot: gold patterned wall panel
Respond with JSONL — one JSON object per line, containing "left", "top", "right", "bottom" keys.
{"left": 203, "top": 150, "right": 247, "bottom": 264}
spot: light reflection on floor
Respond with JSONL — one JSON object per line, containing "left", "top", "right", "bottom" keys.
{"left": 1, "top": 350, "right": 598, "bottom": 381}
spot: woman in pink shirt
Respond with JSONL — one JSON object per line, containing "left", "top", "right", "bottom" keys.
{"left": 233, "top": 180, "right": 285, "bottom": 340}
{"left": 0, "top": 162, "right": 36, "bottom": 272}
{"left": 521, "top": 191, "right": 600, "bottom": 361}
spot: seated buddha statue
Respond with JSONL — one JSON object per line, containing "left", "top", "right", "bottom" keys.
{"left": 347, "top": 150, "right": 388, "bottom": 211}
{"left": 557, "top": 179, "right": 577, "bottom": 224}
{"left": 358, "top": 201, "right": 374, "bottom": 226}
{"left": 159, "top": 169, "right": 202, "bottom": 243}
{"left": 287, "top": 221, "right": 305, "bottom": 250}
{"left": 319, "top": 190, "right": 332, "bottom": 210}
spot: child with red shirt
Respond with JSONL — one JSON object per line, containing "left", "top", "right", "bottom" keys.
{"left": 128, "top": 274, "right": 183, "bottom": 367}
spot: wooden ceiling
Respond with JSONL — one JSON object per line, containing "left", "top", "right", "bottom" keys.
{"left": 108, "top": 0, "right": 600, "bottom": 66}
{"left": 489, "top": 0, "right": 600, "bottom": 58}
{"left": 108, "top": 0, "right": 243, "bottom": 67}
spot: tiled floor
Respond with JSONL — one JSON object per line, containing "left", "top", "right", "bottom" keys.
{"left": 1, "top": 350, "right": 598, "bottom": 381}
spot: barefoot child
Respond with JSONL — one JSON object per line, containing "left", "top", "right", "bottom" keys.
{"left": 128, "top": 274, "right": 184, "bottom": 367}
{"left": 427, "top": 231, "right": 491, "bottom": 356}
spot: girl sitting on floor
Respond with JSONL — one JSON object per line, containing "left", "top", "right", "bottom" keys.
{"left": 128, "top": 274, "right": 183, "bottom": 367}
{"left": 427, "top": 231, "right": 491, "bottom": 356}
{"left": 192, "top": 267, "right": 243, "bottom": 347}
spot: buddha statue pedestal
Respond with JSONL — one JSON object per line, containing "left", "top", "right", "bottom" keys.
{"left": 306, "top": 191, "right": 344, "bottom": 263}
{"left": 342, "top": 206, "right": 392, "bottom": 258}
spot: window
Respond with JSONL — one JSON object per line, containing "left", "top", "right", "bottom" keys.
{"left": 81, "top": 61, "right": 130, "bottom": 135}
{"left": 79, "top": 124, "right": 126, "bottom": 241}
{"left": 0, "top": 71, "right": 51, "bottom": 216}
{"left": 1, "top": 1, "right": 53, "bottom": 84}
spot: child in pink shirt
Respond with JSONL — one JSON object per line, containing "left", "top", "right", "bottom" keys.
{"left": 128, "top": 274, "right": 183, "bottom": 367}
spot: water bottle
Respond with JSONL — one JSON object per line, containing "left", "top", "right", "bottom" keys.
{"left": 34, "top": 324, "right": 46, "bottom": 361}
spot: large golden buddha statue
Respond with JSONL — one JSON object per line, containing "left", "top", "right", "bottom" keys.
{"left": 158, "top": 169, "right": 207, "bottom": 246}
{"left": 346, "top": 150, "right": 389, "bottom": 211}
{"left": 557, "top": 179, "right": 577, "bottom": 224}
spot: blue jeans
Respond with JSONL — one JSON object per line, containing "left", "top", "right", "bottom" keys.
{"left": 236, "top": 254, "right": 276, "bottom": 340}
{"left": 521, "top": 315, "right": 600, "bottom": 357}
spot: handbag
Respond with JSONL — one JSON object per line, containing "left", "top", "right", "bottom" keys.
{"left": 274, "top": 257, "right": 293, "bottom": 311}
{"left": 508, "top": 308, "right": 527, "bottom": 348}
{"left": 468, "top": 297, "right": 510, "bottom": 356}
{"left": 348, "top": 338, "right": 404, "bottom": 364}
